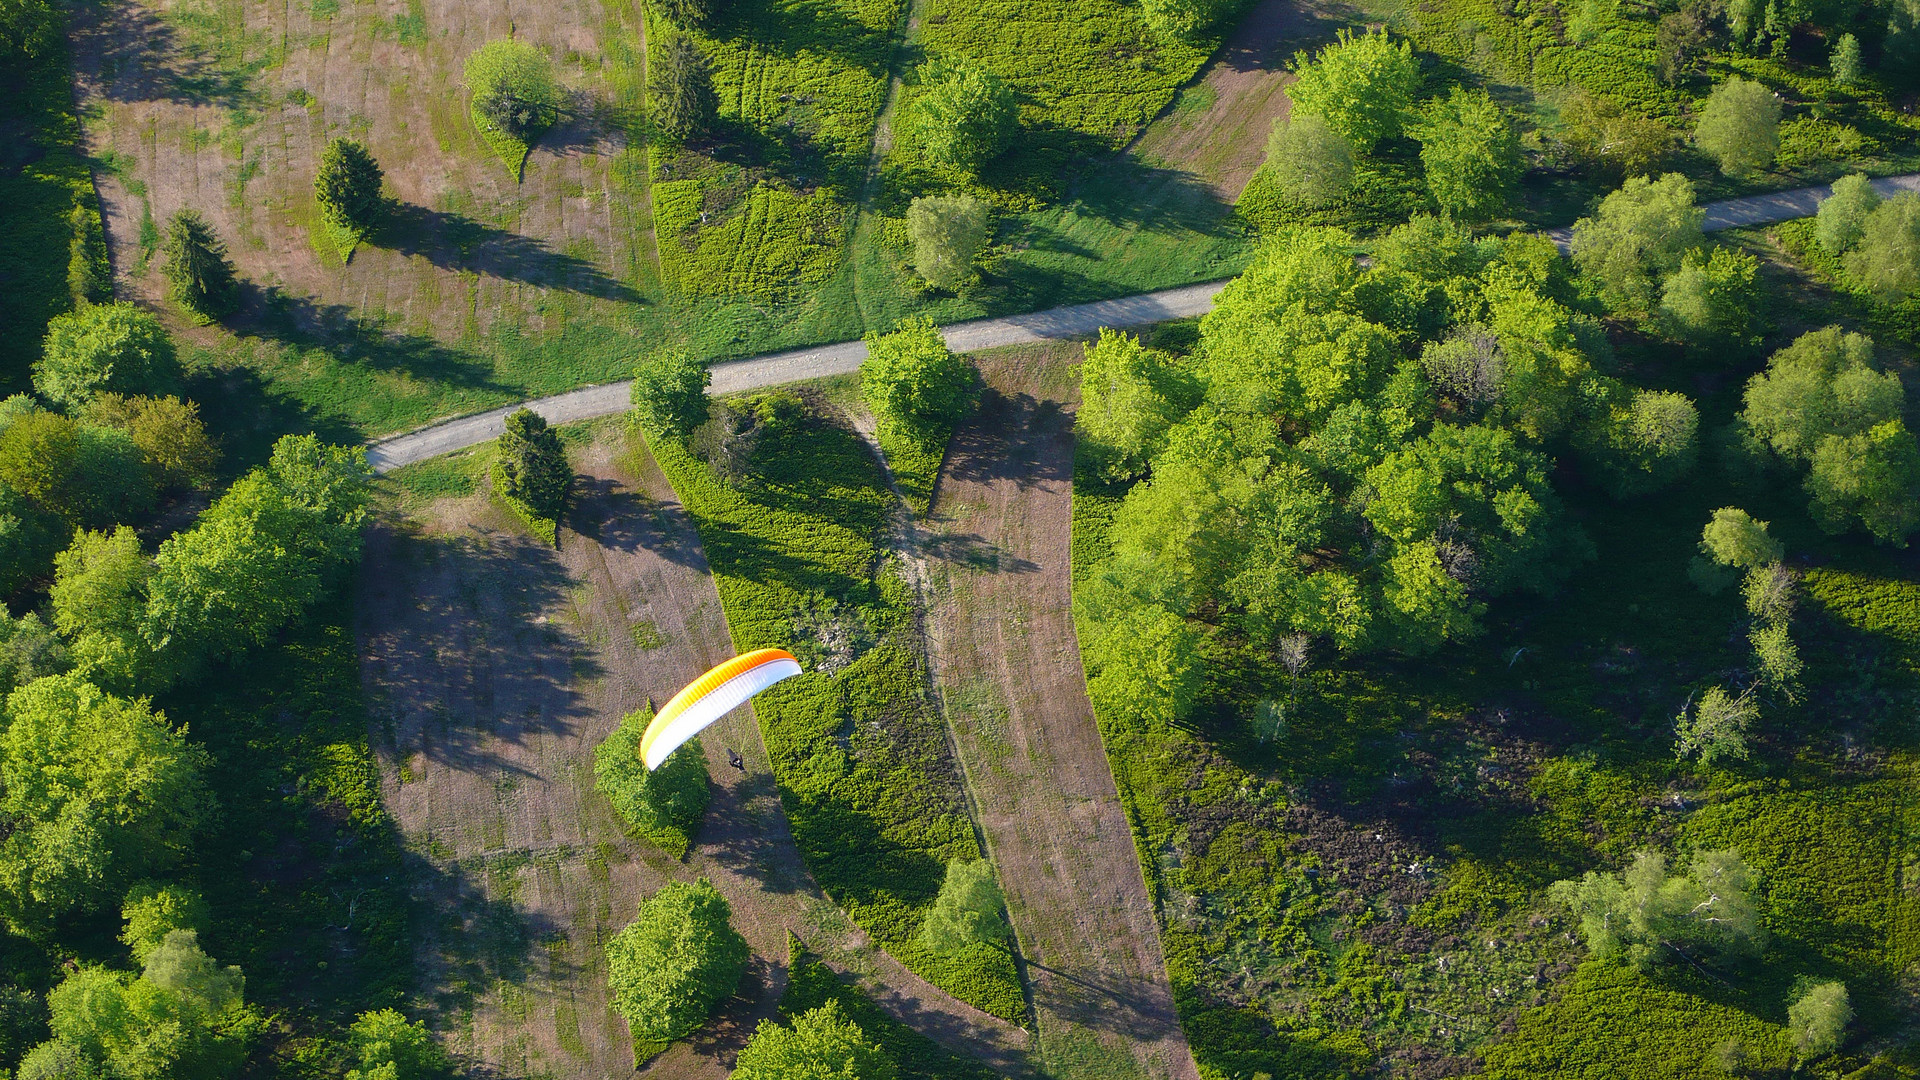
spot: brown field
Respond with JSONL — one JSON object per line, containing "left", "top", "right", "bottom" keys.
{"left": 358, "top": 424, "right": 1031, "bottom": 1079}
{"left": 915, "top": 345, "right": 1199, "bottom": 1080}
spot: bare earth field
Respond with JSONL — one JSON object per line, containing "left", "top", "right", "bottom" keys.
{"left": 358, "top": 428, "right": 1030, "bottom": 1079}
{"left": 916, "top": 346, "right": 1199, "bottom": 1080}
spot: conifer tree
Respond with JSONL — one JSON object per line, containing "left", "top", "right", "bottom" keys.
{"left": 161, "top": 210, "right": 238, "bottom": 322}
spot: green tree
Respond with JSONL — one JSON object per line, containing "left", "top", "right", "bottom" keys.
{"left": 1805, "top": 419, "right": 1920, "bottom": 544}
{"left": 314, "top": 138, "right": 386, "bottom": 236}
{"left": 1264, "top": 113, "right": 1355, "bottom": 208}
{"left": 1694, "top": 76, "right": 1780, "bottom": 176}
{"left": 495, "top": 408, "right": 570, "bottom": 520}
{"left": 0, "top": 984, "right": 46, "bottom": 1076}
{"left": 1075, "top": 329, "right": 1194, "bottom": 483}
{"left": 630, "top": 351, "right": 711, "bottom": 441}
{"left": 1561, "top": 91, "right": 1673, "bottom": 180}
{"left": 121, "top": 882, "right": 209, "bottom": 963}
{"left": 464, "top": 39, "right": 562, "bottom": 142}
{"left": 1080, "top": 601, "right": 1201, "bottom": 726}
{"left": 162, "top": 210, "right": 237, "bottom": 323}
{"left": 1414, "top": 86, "right": 1522, "bottom": 222}
{"left": 0, "top": 676, "right": 211, "bottom": 927}
{"left": 1655, "top": 8, "right": 1710, "bottom": 84}
{"left": 1843, "top": 191, "right": 1920, "bottom": 301}
{"left": 593, "top": 707, "right": 709, "bottom": 839}
{"left": 0, "top": 0, "right": 60, "bottom": 66}
{"left": 1658, "top": 245, "right": 1761, "bottom": 351}
{"left": 1699, "top": 506, "right": 1783, "bottom": 571}
{"left": 68, "top": 200, "right": 111, "bottom": 307}
{"left": 1286, "top": 28, "right": 1419, "bottom": 148}
{"left": 909, "top": 61, "right": 1017, "bottom": 174}
{"left": 1830, "top": 32, "right": 1862, "bottom": 85}
{"left": 79, "top": 395, "right": 220, "bottom": 491}
{"left": 1576, "top": 382, "right": 1700, "bottom": 498}
{"left": 650, "top": 32, "right": 717, "bottom": 140}
{"left": 1139, "top": 0, "right": 1231, "bottom": 38}
{"left": 1788, "top": 982, "right": 1851, "bottom": 1059}
{"left": 1741, "top": 326, "right": 1900, "bottom": 460}
{"left": 905, "top": 193, "right": 990, "bottom": 291}
{"left": 44, "top": 931, "right": 260, "bottom": 1080}
{"left": 733, "top": 1001, "right": 896, "bottom": 1080}
{"left": 345, "top": 1009, "right": 448, "bottom": 1080}
{"left": 0, "top": 410, "right": 152, "bottom": 529}
{"left": 1570, "top": 173, "right": 1707, "bottom": 314}
{"left": 652, "top": 0, "right": 718, "bottom": 27}
{"left": 1815, "top": 172, "right": 1879, "bottom": 256}
{"left": 860, "top": 317, "right": 975, "bottom": 446}
{"left": 917, "top": 858, "right": 1010, "bottom": 955}
{"left": 34, "top": 302, "right": 180, "bottom": 408}
{"left": 604, "top": 879, "right": 748, "bottom": 1041}
{"left": 1675, "top": 684, "right": 1758, "bottom": 763}
{"left": 1549, "top": 850, "right": 1762, "bottom": 969}
{"left": 0, "top": 608, "right": 66, "bottom": 700}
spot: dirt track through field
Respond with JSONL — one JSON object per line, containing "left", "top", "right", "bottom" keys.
{"left": 916, "top": 347, "right": 1200, "bottom": 1080}
{"left": 359, "top": 431, "right": 1031, "bottom": 1079}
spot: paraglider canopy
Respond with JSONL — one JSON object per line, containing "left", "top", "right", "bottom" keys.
{"left": 641, "top": 649, "right": 802, "bottom": 769}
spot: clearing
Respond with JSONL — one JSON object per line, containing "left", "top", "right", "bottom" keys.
{"left": 916, "top": 345, "right": 1199, "bottom": 1080}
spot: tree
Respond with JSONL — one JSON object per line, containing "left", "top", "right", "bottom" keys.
{"left": 1570, "top": 173, "right": 1707, "bottom": 314}
{"left": 1694, "top": 77, "right": 1780, "bottom": 177}
{"left": 495, "top": 408, "right": 570, "bottom": 520}
{"left": 68, "top": 200, "right": 111, "bottom": 307}
{"left": 630, "top": 352, "right": 710, "bottom": 441}
{"left": 315, "top": 138, "right": 386, "bottom": 237}
{"left": 1139, "top": 0, "right": 1231, "bottom": 38}
{"left": 1287, "top": 29, "right": 1418, "bottom": 149}
{"left": 861, "top": 317, "right": 975, "bottom": 446}
{"left": 909, "top": 62, "right": 1016, "bottom": 174}
{"left": 917, "top": 859, "right": 1010, "bottom": 955}
{"left": 906, "top": 194, "right": 990, "bottom": 291}
{"left": 1420, "top": 327, "right": 1505, "bottom": 408}
{"left": 593, "top": 707, "right": 709, "bottom": 838}
{"left": 345, "top": 1009, "right": 448, "bottom": 1080}
{"left": 604, "top": 879, "right": 748, "bottom": 1041}
{"left": 464, "top": 39, "right": 562, "bottom": 142}
{"left": 651, "top": 0, "right": 719, "bottom": 27}
{"left": 1561, "top": 91, "right": 1673, "bottom": 180}
{"left": 0, "top": 608, "right": 66, "bottom": 700}
{"left": 1788, "top": 982, "right": 1851, "bottom": 1059}
{"left": 1263, "top": 113, "right": 1354, "bottom": 208}
{"left": 1658, "top": 245, "right": 1761, "bottom": 351}
{"left": 1549, "top": 849, "right": 1762, "bottom": 969}
{"left": 162, "top": 210, "right": 238, "bottom": 322}
{"left": 1815, "top": 172, "right": 1879, "bottom": 256}
{"left": 43, "top": 931, "right": 259, "bottom": 1080}
{"left": 733, "top": 1001, "right": 896, "bottom": 1080}
{"left": 1741, "top": 327, "right": 1901, "bottom": 460}
{"left": 1412, "top": 87, "right": 1522, "bottom": 223}
{"left": 0, "top": 675, "right": 211, "bottom": 928}
{"left": 0, "top": 0, "right": 60, "bottom": 67}
{"left": 0, "top": 410, "right": 152, "bottom": 529}
{"left": 1576, "top": 383, "right": 1700, "bottom": 498}
{"left": 80, "top": 394, "right": 220, "bottom": 491}
{"left": 0, "top": 984, "right": 46, "bottom": 1076}
{"left": 121, "top": 882, "right": 209, "bottom": 963}
{"left": 1075, "top": 329, "right": 1193, "bottom": 483}
{"left": 1080, "top": 601, "right": 1202, "bottom": 726}
{"left": 1675, "top": 684, "right": 1758, "bottom": 763}
{"left": 1843, "top": 192, "right": 1920, "bottom": 301}
{"left": 1805, "top": 419, "right": 1920, "bottom": 544}
{"left": 650, "top": 32, "right": 716, "bottom": 140}
{"left": 1655, "top": 8, "right": 1710, "bottom": 84}
{"left": 1831, "top": 32, "right": 1862, "bottom": 86}
{"left": 34, "top": 302, "right": 180, "bottom": 408}
{"left": 1699, "top": 507, "right": 1783, "bottom": 570}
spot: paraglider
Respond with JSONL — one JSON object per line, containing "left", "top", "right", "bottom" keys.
{"left": 641, "top": 649, "right": 802, "bottom": 770}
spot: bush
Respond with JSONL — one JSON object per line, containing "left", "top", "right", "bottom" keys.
{"left": 1139, "top": 0, "right": 1232, "bottom": 39}
{"left": 1693, "top": 76, "right": 1780, "bottom": 177}
{"left": 1263, "top": 114, "right": 1354, "bottom": 209}
{"left": 66, "top": 199, "right": 110, "bottom": 307}
{"left": 120, "top": 882, "right": 210, "bottom": 962}
{"left": 908, "top": 61, "right": 1016, "bottom": 174}
{"left": 1412, "top": 86, "right": 1521, "bottom": 223}
{"left": 734, "top": 1000, "right": 896, "bottom": 1080}
{"left": 315, "top": 138, "right": 386, "bottom": 238}
{"left": 1787, "top": 981, "right": 1850, "bottom": 1059}
{"left": 1549, "top": 849, "right": 1763, "bottom": 968}
{"left": 495, "top": 408, "right": 570, "bottom": 522}
{"left": 917, "top": 859, "right": 1010, "bottom": 955}
{"left": 1815, "top": 172, "right": 1878, "bottom": 256}
{"left": 1830, "top": 32, "right": 1862, "bottom": 85}
{"left": 1570, "top": 173, "right": 1706, "bottom": 315}
{"left": 605, "top": 878, "right": 748, "bottom": 1042}
{"left": 1658, "top": 245, "right": 1761, "bottom": 351}
{"left": 345, "top": 1009, "right": 448, "bottom": 1080}
{"left": 161, "top": 210, "right": 238, "bottom": 323}
{"left": 464, "top": 39, "right": 562, "bottom": 143}
{"left": 651, "top": 32, "right": 716, "bottom": 140}
{"left": 630, "top": 351, "right": 710, "bottom": 441}
{"left": 1075, "top": 328, "right": 1193, "bottom": 483}
{"left": 593, "top": 707, "right": 710, "bottom": 856}
{"left": 1286, "top": 29, "right": 1419, "bottom": 149}
{"left": 1561, "top": 91, "right": 1673, "bottom": 180}
{"left": 1674, "top": 684, "right": 1757, "bottom": 763}
{"left": 906, "top": 194, "right": 989, "bottom": 291}
{"left": 861, "top": 317, "right": 975, "bottom": 447}
{"left": 1842, "top": 192, "right": 1920, "bottom": 302}
{"left": 34, "top": 302, "right": 180, "bottom": 408}
{"left": 78, "top": 394, "right": 219, "bottom": 491}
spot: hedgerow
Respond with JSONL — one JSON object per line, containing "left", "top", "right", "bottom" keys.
{"left": 1771, "top": 218, "right": 1920, "bottom": 347}
{"left": 643, "top": 396, "right": 1024, "bottom": 1021}
{"left": 780, "top": 938, "right": 1001, "bottom": 1080}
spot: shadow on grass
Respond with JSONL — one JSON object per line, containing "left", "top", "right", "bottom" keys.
{"left": 68, "top": 0, "right": 262, "bottom": 111}
{"left": 373, "top": 204, "right": 645, "bottom": 305}
{"left": 407, "top": 846, "right": 554, "bottom": 1054}
{"left": 236, "top": 279, "right": 515, "bottom": 387}
{"left": 572, "top": 476, "right": 715, "bottom": 572}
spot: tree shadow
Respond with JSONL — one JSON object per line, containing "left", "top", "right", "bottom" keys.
{"left": 571, "top": 477, "right": 715, "bottom": 572}
{"left": 695, "top": 759, "right": 816, "bottom": 898}
{"left": 182, "top": 359, "right": 365, "bottom": 475}
{"left": 67, "top": 0, "right": 261, "bottom": 111}
{"left": 231, "top": 281, "right": 517, "bottom": 399}
{"left": 372, "top": 204, "right": 645, "bottom": 305}
{"left": 941, "top": 389, "right": 1072, "bottom": 493}
{"left": 405, "top": 847, "right": 554, "bottom": 1042}
{"left": 919, "top": 531, "right": 1038, "bottom": 574}
{"left": 705, "top": 0, "right": 891, "bottom": 80}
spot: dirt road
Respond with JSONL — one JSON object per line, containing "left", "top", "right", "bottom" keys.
{"left": 915, "top": 347, "right": 1200, "bottom": 1080}
{"left": 359, "top": 429, "right": 1030, "bottom": 1079}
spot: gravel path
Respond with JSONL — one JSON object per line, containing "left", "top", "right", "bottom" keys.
{"left": 368, "top": 172, "right": 1919, "bottom": 473}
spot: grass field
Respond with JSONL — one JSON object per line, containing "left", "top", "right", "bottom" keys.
{"left": 646, "top": 394, "right": 1026, "bottom": 1022}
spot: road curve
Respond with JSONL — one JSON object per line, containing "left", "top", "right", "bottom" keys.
{"left": 368, "top": 173, "right": 1919, "bottom": 473}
